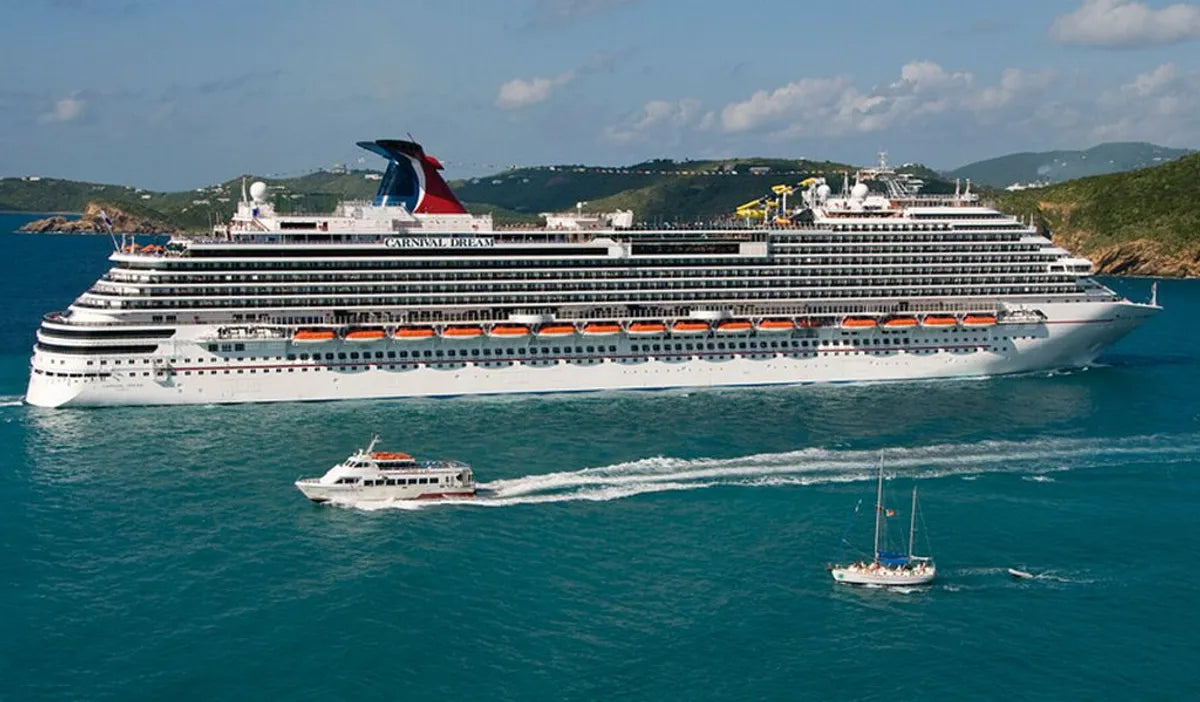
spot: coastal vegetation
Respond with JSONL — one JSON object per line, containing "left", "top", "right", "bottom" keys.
{"left": 995, "top": 153, "right": 1200, "bottom": 276}
{"left": 6, "top": 144, "right": 1199, "bottom": 276}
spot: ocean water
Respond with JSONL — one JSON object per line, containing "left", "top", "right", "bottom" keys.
{"left": 2, "top": 213, "right": 1198, "bottom": 700}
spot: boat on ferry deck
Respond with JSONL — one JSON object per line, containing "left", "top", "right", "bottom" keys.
{"left": 294, "top": 436, "right": 475, "bottom": 504}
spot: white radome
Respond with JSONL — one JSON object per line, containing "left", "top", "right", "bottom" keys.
{"left": 249, "top": 181, "right": 268, "bottom": 202}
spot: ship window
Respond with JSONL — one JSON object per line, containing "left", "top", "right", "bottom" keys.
{"left": 338, "top": 353, "right": 347, "bottom": 360}
{"left": 325, "top": 353, "right": 334, "bottom": 360}
{"left": 349, "top": 352, "right": 359, "bottom": 359}
{"left": 287, "top": 354, "right": 296, "bottom": 360}
{"left": 234, "top": 344, "right": 245, "bottom": 351}
{"left": 207, "top": 344, "right": 218, "bottom": 352}
{"left": 376, "top": 352, "right": 384, "bottom": 359}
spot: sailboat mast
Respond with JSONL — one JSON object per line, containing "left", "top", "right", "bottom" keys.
{"left": 873, "top": 459, "right": 884, "bottom": 562}
{"left": 908, "top": 486, "right": 918, "bottom": 559}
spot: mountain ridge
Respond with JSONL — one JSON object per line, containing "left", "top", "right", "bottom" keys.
{"left": 949, "top": 142, "right": 1192, "bottom": 189}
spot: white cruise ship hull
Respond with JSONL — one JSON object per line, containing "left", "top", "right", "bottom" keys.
{"left": 26, "top": 299, "right": 1156, "bottom": 408}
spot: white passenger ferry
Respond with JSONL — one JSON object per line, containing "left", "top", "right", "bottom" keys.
{"left": 26, "top": 139, "right": 1159, "bottom": 407}
{"left": 294, "top": 436, "right": 475, "bottom": 504}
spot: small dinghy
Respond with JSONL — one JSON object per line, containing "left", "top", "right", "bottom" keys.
{"left": 1008, "top": 568, "right": 1034, "bottom": 579}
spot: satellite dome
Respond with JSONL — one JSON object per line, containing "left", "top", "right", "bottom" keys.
{"left": 816, "top": 184, "right": 832, "bottom": 200}
{"left": 249, "top": 181, "right": 268, "bottom": 203}
{"left": 851, "top": 182, "right": 869, "bottom": 200}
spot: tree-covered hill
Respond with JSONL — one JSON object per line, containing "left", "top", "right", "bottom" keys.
{"left": 995, "top": 153, "right": 1200, "bottom": 276}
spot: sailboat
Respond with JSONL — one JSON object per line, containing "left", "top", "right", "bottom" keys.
{"left": 830, "top": 460, "right": 936, "bottom": 587}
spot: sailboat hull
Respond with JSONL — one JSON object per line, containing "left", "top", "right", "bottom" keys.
{"left": 831, "top": 565, "right": 936, "bottom": 586}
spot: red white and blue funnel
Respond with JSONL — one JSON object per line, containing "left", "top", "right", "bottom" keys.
{"left": 356, "top": 139, "right": 467, "bottom": 215}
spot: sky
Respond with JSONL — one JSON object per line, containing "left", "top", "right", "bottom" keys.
{"left": 3, "top": 0, "right": 1200, "bottom": 189}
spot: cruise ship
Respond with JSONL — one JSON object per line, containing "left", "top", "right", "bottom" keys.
{"left": 25, "top": 139, "right": 1159, "bottom": 407}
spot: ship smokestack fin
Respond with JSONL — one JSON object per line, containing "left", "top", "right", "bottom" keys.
{"left": 356, "top": 139, "right": 467, "bottom": 215}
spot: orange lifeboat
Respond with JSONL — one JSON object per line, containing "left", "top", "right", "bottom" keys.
{"left": 581, "top": 322, "right": 622, "bottom": 337}
{"left": 757, "top": 319, "right": 795, "bottom": 333}
{"left": 883, "top": 317, "right": 918, "bottom": 328}
{"left": 489, "top": 325, "right": 530, "bottom": 338}
{"left": 627, "top": 322, "right": 667, "bottom": 336}
{"left": 345, "top": 329, "right": 387, "bottom": 342}
{"left": 716, "top": 320, "right": 753, "bottom": 334}
{"left": 962, "top": 314, "right": 997, "bottom": 328}
{"left": 442, "top": 325, "right": 484, "bottom": 339}
{"left": 841, "top": 317, "right": 878, "bottom": 329}
{"left": 293, "top": 329, "right": 336, "bottom": 343}
{"left": 921, "top": 315, "right": 958, "bottom": 327}
{"left": 672, "top": 321, "right": 709, "bottom": 335}
{"left": 393, "top": 326, "right": 435, "bottom": 341}
{"left": 536, "top": 324, "right": 577, "bottom": 338}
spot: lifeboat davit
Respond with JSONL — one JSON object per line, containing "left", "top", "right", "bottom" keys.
{"left": 672, "top": 321, "right": 709, "bottom": 335}
{"left": 757, "top": 319, "right": 795, "bottom": 333}
{"left": 293, "top": 329, "right": 336, "bottom": 343}
{"left": 581, "top": 322, "right": 622, "bottom": 337}
{"left": 536, "top": 324, "right": 576, "bottom": 338}
{"left": 393, "top": 326, "right": 435, "bottom": 341}
{"left": 841, "top": 317, "right": 878, "bottom": 329}
{"left": 962, "top": 314, "right": 997, "bottom": 328}
{"left": 797, "top": 318, "right": 823, "bottom": 329}
{"left": 716, "top": 320, "right": 753, "bottom": 334}
{"left": 921, "top": 315, "right": 958, "bottom": 327}
{"left": 627, "top": 322, "right": 667, "bottom": 337}
{"left": 489, "top": 325, "right": 530, "bottom": 338}
{"left": 883, "top": 317, "right": 918, "bottom": 328}
{"left": 345, "top": 329, "right": 387, "bottom": 342}
{"left": 442, "top": 325, "right": 484, "bottom": 339}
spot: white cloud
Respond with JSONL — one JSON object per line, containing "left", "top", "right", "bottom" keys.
{"left": 1050, "top": 0, "right": 1200, "bottom": 47}
{"left": 495, "top": 71, "right": 575, "bottom": 110}
{"left": 1092, "top": 62, "right": 1200, "bottom": 142}
{"left": 967, "top": 68, "right": 1055, "bottom": 112}
{"left": 712, "top": 61, "right": 1044, "bottom": 139}
{"left": 603, "top": 98, "right": 702, "bottom": 144}
{"left": 39, "top": 95, "right": 86, "bottom": 123}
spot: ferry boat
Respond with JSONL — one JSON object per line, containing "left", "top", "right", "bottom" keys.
{"left": 25, "top": 141, "right": 1159, "bottom": 407}
{"left": 294, "top": 436, "right": 475, "bottom": 504}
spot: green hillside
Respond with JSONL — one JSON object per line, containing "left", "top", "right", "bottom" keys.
{"left": 995, "top": 153, "right": 1200, "bottom": 275}
{"left": 7, "top": 157, "right": 960, "bottom": 230}
{"left": 949, "top": 142, "right": 1192, "bottom": 189}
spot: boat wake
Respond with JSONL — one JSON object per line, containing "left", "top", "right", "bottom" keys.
{"left": 347, "top": 432, "right": 1200, "bottom": 511}
{"left": 0, "top": 395, "right": 24, "bottom": 408}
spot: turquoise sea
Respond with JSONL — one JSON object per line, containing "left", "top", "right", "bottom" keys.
{"left": 2, "top": 212, "right": 1197, "bottom": 700}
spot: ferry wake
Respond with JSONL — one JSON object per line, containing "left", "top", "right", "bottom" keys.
{"left": 26, "top": 140, "right": 1158, "bottom": 407}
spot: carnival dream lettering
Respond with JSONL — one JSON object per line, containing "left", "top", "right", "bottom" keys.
{"left": 385, "top": 237, "right": 495, "bottom": 248}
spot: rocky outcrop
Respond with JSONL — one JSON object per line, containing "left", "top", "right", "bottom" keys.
{"left": 19, "top": 201, "right": 180, "bottom": 235}
{"left": 1086, "top": 240, "right": 1200, "bottom": 278}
